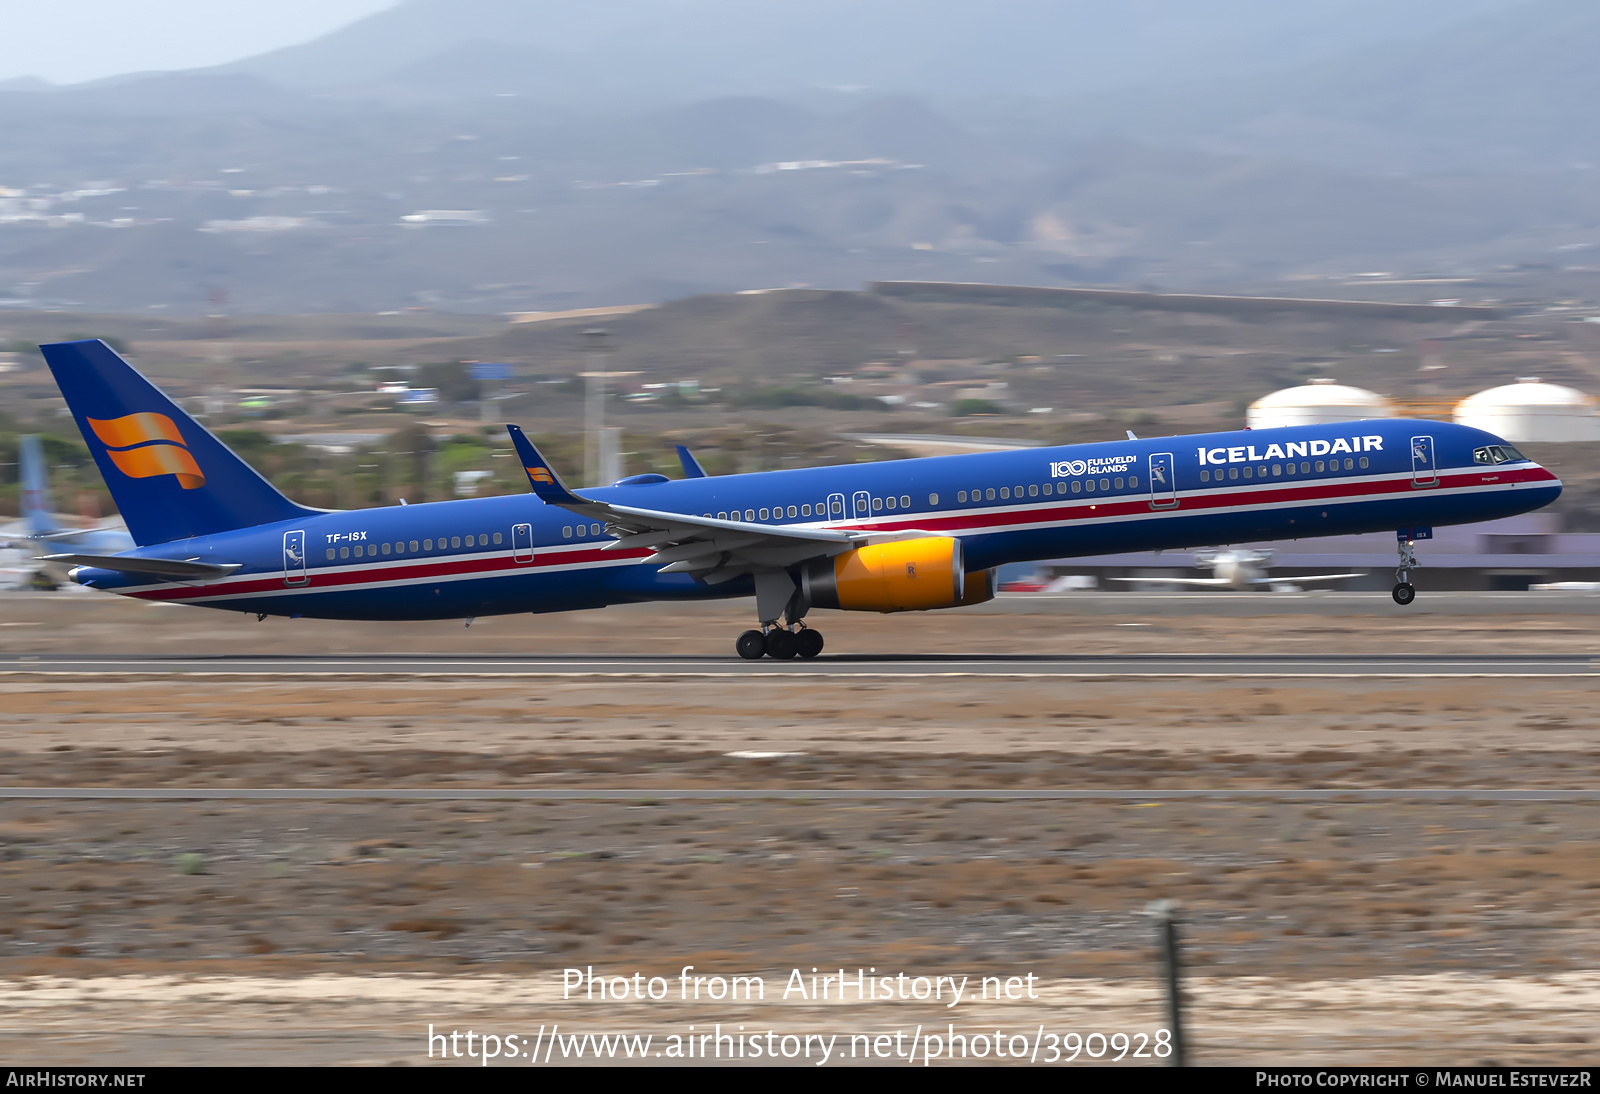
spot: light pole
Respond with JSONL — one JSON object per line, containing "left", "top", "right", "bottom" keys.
{"left": 583, "top": 328, "right": 608, "bottom": 488}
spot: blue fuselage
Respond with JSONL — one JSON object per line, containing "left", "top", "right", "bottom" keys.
{"left": 75, "top": 419, "right": 1560, "bottom": 620}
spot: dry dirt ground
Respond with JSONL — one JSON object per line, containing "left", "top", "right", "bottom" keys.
{"left": 0, "top": 594, "right": 1597, "bottom": 1065}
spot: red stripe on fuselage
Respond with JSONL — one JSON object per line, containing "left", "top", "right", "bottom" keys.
{"left": 125, "top": 544, "right": 653, "bottom": 602}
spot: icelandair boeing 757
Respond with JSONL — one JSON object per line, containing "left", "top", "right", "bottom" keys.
{"left": 38, "top": 340, "right": 1561, "bottom": 659}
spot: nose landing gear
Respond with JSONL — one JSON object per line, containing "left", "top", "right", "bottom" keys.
{"left": 1392, "top": 535, "right": 1421, "bottom": 605}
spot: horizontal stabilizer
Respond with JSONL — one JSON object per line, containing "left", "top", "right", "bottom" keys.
{"left": 31, "top": 525, "right": 128, "bottom": 543}
{"left": 37, "top": 554, "right": 242, "bottom": 579}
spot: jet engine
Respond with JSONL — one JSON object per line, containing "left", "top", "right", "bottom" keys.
{"left": 801, "top": 537, "right": 995, "bottom": 613}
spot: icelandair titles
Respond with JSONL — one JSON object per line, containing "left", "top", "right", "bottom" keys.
{"left": 1198, "top": 435, "right": 1384, "bottom": 466}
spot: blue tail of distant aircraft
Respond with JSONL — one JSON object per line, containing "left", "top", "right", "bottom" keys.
{"left": 19, "top": 435, "right": 59, "bottom": 537}
{"left": 39, "top": 339, "right": 320, "bottom": 546}
{"left": 675, "top": 445, "right": 708, "bottom": 478}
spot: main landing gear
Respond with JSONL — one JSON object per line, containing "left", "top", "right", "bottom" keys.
{"left": 736, "top": 624, "right": 824, "bottom": 660}
{"left": 736, "top": 571, "right": 825, "bottom": 659}
{"left": 1392, "top": 536, "right": 1421, "bottom": 606}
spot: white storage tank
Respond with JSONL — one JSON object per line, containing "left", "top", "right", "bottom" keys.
{"left": 1454, "top": 378, "right": 1600, "bottom": 443}
{"left": 1247, "top": 379, "right": 1396, "bottom": 429}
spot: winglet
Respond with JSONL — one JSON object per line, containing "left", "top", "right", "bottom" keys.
{"left": 675, "top": 444, "right": 708, "bottom": 479}
{"left": 506, "top": 424, "right": 588, "bottom": 505}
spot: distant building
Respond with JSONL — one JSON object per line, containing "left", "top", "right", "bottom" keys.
{"left": 454, "top": 470, "right": 494, "bottom": 497}
{"left": 1248, "top": 379, "right": 1395, "bottom": 429}
{"left": 1454, "top": 378, "right": 1600, "bottom": 443}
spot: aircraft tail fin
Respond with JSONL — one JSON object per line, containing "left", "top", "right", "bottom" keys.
{"left": 18, "top": 435, "right": 59, "bottom": 537}
{"left": 39, "top": 340, "right": 320, "bottom": 546}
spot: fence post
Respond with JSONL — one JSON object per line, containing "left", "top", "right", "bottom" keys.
{"left": 1146, "top": 899, "right": 1187, "bottom": 1066}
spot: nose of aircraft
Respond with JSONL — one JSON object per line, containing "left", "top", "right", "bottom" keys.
{"left": 1543, "top": 464, "right": 1563, "bottom": 500}
{"left": 1521, "top": 455, "right": 1563, "bottom": 504}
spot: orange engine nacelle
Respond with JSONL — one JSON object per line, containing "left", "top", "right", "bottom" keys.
{"left": 957, "top": 565, "right": 999, "bottom": 608}
{"left": 801, "top": 537, "right": 995, "bottom": 613}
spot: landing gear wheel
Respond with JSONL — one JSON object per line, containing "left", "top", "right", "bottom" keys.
{"left": 766, "top": 629, "right": 798, "bottom": 660}
{"left": 1392, "top": 582, "right": 1416, "bottom": 606}
{"left": 795, "top": 629, "right": 824, "bottom": 660}
{"left": 736, "top": 630, "right": 767, "bottom": 660}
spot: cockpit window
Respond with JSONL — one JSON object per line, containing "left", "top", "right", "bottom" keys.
{"left": 1473, "top": 445, "right": 1528, "bottom": 465}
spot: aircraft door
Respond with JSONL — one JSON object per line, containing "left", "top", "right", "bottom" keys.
{"left": 826, "top": 493, "right": 845, "bottom": 522}
{"left": 1410, "top": 435, "right": 1438, "bottom": 487}
{"left": 512, "top": 522, "right": 533, "bottom": 564}
{"left": 852, "top": 490, "right": 872, "bottom": 519}
{"left": 1148, "top": 452, "right": 1178, "bottom": 510}
{"left": 282, "top": 530, "right": 307, "bottom": 586}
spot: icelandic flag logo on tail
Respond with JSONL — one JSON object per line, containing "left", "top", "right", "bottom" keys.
{"left": 39, "top": 338, "right": 317, "bottom": 545}
{"left": 88, "top": 413, "right": 205, "bottom": 489}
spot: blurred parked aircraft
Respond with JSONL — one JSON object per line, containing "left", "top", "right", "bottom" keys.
{"left": 1112, "top": 549, "right": 1363, "bottom": 592}
{"left": 10, "top": 434, "right": 134, "bottom": 587}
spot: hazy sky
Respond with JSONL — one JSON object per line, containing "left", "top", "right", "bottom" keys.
{"left": 0, "top": 0, "right": 395, "bottom": 85}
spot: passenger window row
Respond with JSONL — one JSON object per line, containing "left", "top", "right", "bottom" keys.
{"left": 325, "top": 532, "right": 502, "bottom": 561}
{"left": 562, "top": 524, "right": 606, "bottom": 539}
{"left": 955, "top": 477, "right": 1136, "bottom": 504}
{"left": 698, "top": 496, "right": 921, "bottom": 522}
{"left": 1199, "top": 457, "right": 1367, "bottom": 483}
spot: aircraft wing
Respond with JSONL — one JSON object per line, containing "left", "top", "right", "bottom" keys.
{"left": 1107, "top": 576, "right": 1231, "bottom": 587}
{"left": 1247, "top": 572, "right": 1364, "bottom": 586}
{"left": 509, "top": 425, "right": 907, "bottom": 583}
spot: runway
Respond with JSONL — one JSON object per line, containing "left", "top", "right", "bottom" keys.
{"left": 3, "top": 653, "right": 1597, "bottom": 676}
{"left": 2, "top": 787, "right": 1597, "bottom": 801}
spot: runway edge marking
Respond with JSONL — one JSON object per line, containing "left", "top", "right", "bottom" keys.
{"left": 0, "top": 670, "right": 1595, "bottom": 680}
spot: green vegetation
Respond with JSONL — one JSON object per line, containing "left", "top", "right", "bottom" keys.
{"left": 174, "top": 853, "right": 208, "bottom": 876}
